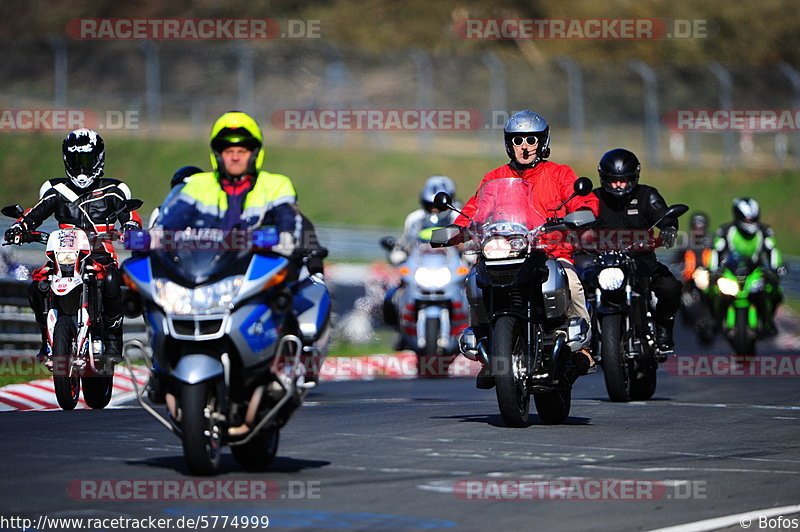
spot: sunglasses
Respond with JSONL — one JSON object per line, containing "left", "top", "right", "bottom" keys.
{"left": 511, "top": 136, "right": 539, "bottom": 146}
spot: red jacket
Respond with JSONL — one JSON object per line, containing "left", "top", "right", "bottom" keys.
{"left": 455, "top": 161, "right": 599, "bottom": 263}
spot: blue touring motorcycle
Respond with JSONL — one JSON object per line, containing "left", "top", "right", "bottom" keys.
{"left": 122, "top": 222, "right": 330, "bottom": 475}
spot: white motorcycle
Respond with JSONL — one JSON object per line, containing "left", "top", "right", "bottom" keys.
{"left": 2, "top": 200, "right": 141, "bottom": 410}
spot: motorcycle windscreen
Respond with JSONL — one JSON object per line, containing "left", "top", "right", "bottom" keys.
{"left": 151, "top": 194, "right": 256, "bottom": 286}
{"left": 471, "top": 178, "right": 546, "bottom": 232}
{"left": 722, "top": 252, "right": 757, "bottom": 277}
{"left": 153, "top": 247, "right": 252, "bottom": 286}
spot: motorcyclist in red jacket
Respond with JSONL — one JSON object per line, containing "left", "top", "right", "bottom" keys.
{"left": 455, "top": 110, "right": 599, "bottom": 376}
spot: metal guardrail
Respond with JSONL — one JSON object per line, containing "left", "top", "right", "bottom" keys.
{"left": 0, "top": 278, "right": 146, "bottom": 357}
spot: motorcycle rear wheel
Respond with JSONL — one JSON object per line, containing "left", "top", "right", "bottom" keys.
{"left": 82, "top": 371, "right": 114, "bottom": 409}
{"left": 180, "top": 381, "right": 223, "bottom": 475}
{"left": 630, "top": 362, "right": 657, "bottom": 401}
{"left": 492, "top": 316, "right": 530, "bottom": 427}
{"left": 533, "top": 388, "right": 572, "bottom": 425}
{"left": 600, "top": 314, "right": 631, "bottom": 402}
{"left": 231, "top": 427, "right": 280, "bottom": 471}
{"left": 52, "top": 316, "right": 80, "bottom": 411}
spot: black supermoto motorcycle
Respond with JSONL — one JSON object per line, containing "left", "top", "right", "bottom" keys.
{"left": 432, "top": 177, "right": 595, "bottom": 427}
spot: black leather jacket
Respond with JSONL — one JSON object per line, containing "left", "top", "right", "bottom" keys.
{"left": 17, "top": 178, "right": 141, "bottom": 262}
{"left": 592, "top": 184, "right": 678, "bottom": 262}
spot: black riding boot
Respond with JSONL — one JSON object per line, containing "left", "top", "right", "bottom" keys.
{"left": 103, "top": 314, "right": 124, "bottom": 360}
{"left": 655, "top": 317, "right": 675, "bottom": 362}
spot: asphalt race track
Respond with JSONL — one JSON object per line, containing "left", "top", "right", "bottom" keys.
{"left": 1, "top": 321, "right": 799, "bottom": 532}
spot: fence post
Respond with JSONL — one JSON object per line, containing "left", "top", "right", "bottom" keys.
{"left": 709, "top": 62, "right": 735, "bottom": 168}
{"left": 237, "top": 43, "right": 255, "bottom": 112}
{"left": 629, "top": 60, "right": 660, "bottom": 168}
{"left": 409, "top": 48, "right": 434, "bottom": 151}
{"left": 556, "top": 56, "right": 585, "bottom": 159}
{"left": 482, "top": 51, "right": 507, "bottom": 152}
{"left": 48, "top": 37, "right": 68, "bottom": 109}
{"left": 779, "top": 63, "right": 800, "bottom": 168}
{"left": 139, "top": 41, "right": 161, "bottom": 132}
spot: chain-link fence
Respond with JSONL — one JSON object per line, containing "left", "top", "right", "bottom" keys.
{"left": 2, "top": 37, "right": 800, "bottom": 167}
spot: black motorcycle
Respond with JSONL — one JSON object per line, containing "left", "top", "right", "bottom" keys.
{"left": 582, "top": 204, "right": 688, "bottom": 402}
{"left": 432, "top": 177, "right": 595, "bottom": 427}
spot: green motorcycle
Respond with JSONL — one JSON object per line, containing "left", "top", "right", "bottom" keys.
{"left": 708, "top": 254, "right": 780, "bottom": 357}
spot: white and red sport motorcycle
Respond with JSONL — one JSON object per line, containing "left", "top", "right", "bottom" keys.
{"left": 2, "top": 200, "right": 141, "bottom": 410}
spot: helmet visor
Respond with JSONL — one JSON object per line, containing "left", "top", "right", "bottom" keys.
{"left": 66, "top": 151, "right": 98, "bottom": 173}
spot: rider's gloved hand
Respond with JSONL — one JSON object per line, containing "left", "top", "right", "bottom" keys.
{"left": 4, "top": 223, "right": 24, "bottom": 243}
{"left": 389, "top": 248, "right": 407, "bottom": 266}
{"left": 273, "top": 231, "right": 296, "bottom": 256}
{"left": 661, "top": 227, "right": 677, "bottom": 249}
{"left": 117, "top": 221, "right": 142, "bottom": 243}
{"left": 777, "top": 265, "right": 788, "bottom": 278}
{"left": 122, "top": 221, "right": 141, "bottom": 232}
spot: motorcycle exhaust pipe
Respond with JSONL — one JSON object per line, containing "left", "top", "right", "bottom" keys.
{"left": 477, "top": 340, "right": 490, "bottom": 366}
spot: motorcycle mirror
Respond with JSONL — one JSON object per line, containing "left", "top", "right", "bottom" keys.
{"left": 379, "top": 236, "right": 396, "bottom": 251}
{"left": 126, "top": 199, "right": 144, "bottom": 212}
{"left": 430, "top": 226, "right": 463, "bottom": 248}
{"left": 664, "top": 204, "right": 689, "bottom": 219}
{"left": 1, "top": 205, "right": 24, "bottom": 219}
{"left": 433, "top": 192, "right": 452, "bottom": 211}
{"left": 573, "top": 177, "right": 593, "bottom": 197}
{"left": 108, "top": 199, "right": 144, "bottom": 221}
{"left": 648, "top": 203, "right": 689, "bottom": 231}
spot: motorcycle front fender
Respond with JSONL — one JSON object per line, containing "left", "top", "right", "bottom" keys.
{"left": 172, "top": 354, "right": 224, "bottom": 384}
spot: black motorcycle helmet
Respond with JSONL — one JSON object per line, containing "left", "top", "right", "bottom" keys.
{"left": 732, "top": 197, "right": 760, "bottom": 237}
{"left": 598, "top": 148, "right": 640, "bottom": 198}
{"left": 171, "top": 166, "right": 203, "bottom": 189}
{"left": 63, "top": 128, "right": 104, "bottom": 188}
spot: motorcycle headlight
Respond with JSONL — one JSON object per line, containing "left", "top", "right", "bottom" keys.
{"left": 483, "top": 237, "right": 525, "bottom": 260}
{"left": 153, "top": 276, "right": 244, "bottom": 315}
{"left": 692, "top": 268, "right": 710, "bottom": 291}
{"left": 716, "top": 277, "right": 740, "bottom": 297}
{"left": 56, "top": 251, "right": 78, "bottom": 266}
{"left": 598, "top": 267, "right": 625, "bottom": 291}
{"left": 414, "top": 267, "right": 452, "bottom": 289}
{"left": 749, "top": 278, "right": 764, "bottom": 292}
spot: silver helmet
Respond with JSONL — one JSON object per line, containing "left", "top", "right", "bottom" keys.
{"left": 503, "top": 110, "right": 550, "bottom": 163}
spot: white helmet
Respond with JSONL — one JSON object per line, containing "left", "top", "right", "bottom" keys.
{"left": 419, "top": 175, "right": 456, "bottom": 212}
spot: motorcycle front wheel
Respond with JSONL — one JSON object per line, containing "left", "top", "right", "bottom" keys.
{"left": 52, "top": 316, "right": 80, "bottom": 410}
{"left": 180, "top": 381, "right": 223, "bottom": 475}
{"left": 418, "top": 317, "right": 449, "bottom": 378}
{"left": 492, "top": 316, "right": 530, "bottom": 427}
{"left": 732, "top": 307, "right": 756, "bottom": 358}
{"left": 600, "top": 314, "right": 631, "bottom": 402}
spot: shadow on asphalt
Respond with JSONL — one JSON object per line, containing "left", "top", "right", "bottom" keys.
{"left": 126, "top": 454, "right": 330, "bottom": 476}
{"left": 430, "top": 413, "right": 592, "bottom": 427}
